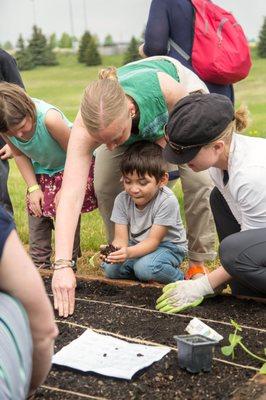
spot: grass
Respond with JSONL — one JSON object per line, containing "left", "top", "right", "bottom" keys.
{"left": 8, "top": 50, "right": 266, "bottom": 273}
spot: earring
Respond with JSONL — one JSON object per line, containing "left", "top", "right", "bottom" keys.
{"left": 130, "top": 111, "right": 135, "bottom": 119}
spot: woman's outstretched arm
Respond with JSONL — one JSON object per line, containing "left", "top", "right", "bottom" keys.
{"left": 53, "top": 111, "right": 98, "bottom": 318}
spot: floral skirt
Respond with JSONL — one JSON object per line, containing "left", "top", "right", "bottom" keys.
{"left": 27, "top": 157, "right": 98, "bottom": 218}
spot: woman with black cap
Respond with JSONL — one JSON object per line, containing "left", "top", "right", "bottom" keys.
{"left": 157, "top": 92, "right": 266, "bottom": 313}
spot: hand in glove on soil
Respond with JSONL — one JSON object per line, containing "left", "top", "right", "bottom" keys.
{"left": 156, "top": 276, "right": 214, "bottom": 313}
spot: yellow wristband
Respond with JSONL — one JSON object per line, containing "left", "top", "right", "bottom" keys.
{"left": 28, "top": 184, "right": 40, "bottom": 193}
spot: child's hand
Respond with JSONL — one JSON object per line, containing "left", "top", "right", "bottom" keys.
{"left": 0, "top": 144, "right": 13, "bottom": 160}
{"left": 99, "top": 244, "right": 109, "bottom": 262}
{"left": 107, "top": 247, "right": 128, "bottom": 264}
{"left": 99, "top": 244, "right": 121, "bottom": 263}
{"left": 28, "top": 189, "right": 44, "bottom": 217}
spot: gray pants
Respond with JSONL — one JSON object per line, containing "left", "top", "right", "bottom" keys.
{"left": 28, "top": 214, "right": 81, "bottom": 268}
{"left": 220, "top": 230, "right": 266, "bottom": 297}
{"left": 0, "top": 292, "right": 32, "bottom": 400}
{"left": 211, "top": 186, "right": 266, "bottom": 297}
{"left": 94, "top": 144, "right": 216, "bottom": 262}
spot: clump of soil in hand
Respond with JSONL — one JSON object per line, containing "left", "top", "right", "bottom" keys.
{"left": 100, "top": 244, "right": 120, "bottom": 263}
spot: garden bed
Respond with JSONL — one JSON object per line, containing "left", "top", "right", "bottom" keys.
{"left": 36, "top": 277, "right": 266, "bottom": 399}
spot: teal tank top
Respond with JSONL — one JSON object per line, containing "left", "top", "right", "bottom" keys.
{"left": 9, "top": 99, "right": 72, "bottom": 176}
{"left": 117, "top": 58, "right": 180, "bottom": 145}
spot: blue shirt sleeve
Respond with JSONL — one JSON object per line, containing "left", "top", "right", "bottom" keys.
{"left": 0, "top": 206, "right": 15, "bottom": 259}
{"left": 0, "top": 49, "right": 25, "bottom": 88}
{"left": 144, "top": 0, "right": 169, "bottom": 56}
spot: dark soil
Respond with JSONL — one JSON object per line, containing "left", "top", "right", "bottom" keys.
{"left": 37, "top": 278, "right": 266, "bottom": 400}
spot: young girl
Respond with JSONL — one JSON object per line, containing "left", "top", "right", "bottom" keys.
{"left": 156, "top": 92, "right": 266, "bottom": 313}
{"left": 0, "top": 82, "right": 97, "bottom": 269}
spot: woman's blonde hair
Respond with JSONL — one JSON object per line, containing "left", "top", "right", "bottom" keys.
{"left": 207, "top": 104, "right": 250, "bottom": 147}
{"left": 0, "top": 82, "right": 36, "bottom": 134}
{"left": 80, "top": 66, "right": 128, "bottom": 133}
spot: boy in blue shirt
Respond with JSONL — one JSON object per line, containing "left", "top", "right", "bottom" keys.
{"left": 101, "top": 141, "right": 187, "bottom": 283}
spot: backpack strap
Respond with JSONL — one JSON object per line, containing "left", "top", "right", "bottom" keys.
{"left": 168, "top": 38, "right": 190, "bottom": 61}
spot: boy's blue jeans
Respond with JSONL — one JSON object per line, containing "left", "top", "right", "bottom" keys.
{"left": 102, "top": 241, "right": 186, "bottom": 284}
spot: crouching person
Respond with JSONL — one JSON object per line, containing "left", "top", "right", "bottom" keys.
{"left": 100, "top": 141, "right": 187, "bottom": 284}
{"left": 0, "top": 205, "right": 58, "bottom": 399}
{"left": 156, "top": 93, "right": 266, "bottom": 314}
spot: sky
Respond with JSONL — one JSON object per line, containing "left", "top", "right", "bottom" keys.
{"left": 1, "top": 0, "right": 266, "bottom": 46}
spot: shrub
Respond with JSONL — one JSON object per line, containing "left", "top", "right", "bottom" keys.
{"left": 123, "top": 36, "right": 140, "bottom": 64}
{"left": 257, "top": 16, "right": 266, "bottom": 58}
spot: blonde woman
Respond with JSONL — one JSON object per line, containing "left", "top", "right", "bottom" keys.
{"left": 53, "top": 56, "right": 216, "bottom": 317}
{"left": 157, "top": 93, "right": 266, "bottom": 314}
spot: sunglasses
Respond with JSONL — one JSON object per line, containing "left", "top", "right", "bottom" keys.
{"left": 163, "top": 124, "right": 203, "bottom": 154}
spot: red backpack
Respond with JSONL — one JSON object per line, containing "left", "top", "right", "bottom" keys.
{"left": 170, "top": 0, "right": 252, "bottom": 85}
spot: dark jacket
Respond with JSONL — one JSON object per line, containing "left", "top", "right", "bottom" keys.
{"left": 0, "top": 49, "right": 25, "bottom": 213}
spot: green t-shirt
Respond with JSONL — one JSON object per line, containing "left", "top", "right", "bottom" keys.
{"left": 118, "top": 58, "right": 180, "bottom": 145}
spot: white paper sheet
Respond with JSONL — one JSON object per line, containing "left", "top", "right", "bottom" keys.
{"left": 53, "top": 329, "right": 170, "bottom": 380}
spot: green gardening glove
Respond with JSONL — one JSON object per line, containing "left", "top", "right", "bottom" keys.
{"left": 156, "top": 276, "right": 214, "bottom": 314}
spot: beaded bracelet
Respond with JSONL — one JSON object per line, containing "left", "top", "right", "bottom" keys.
{"left": 51, "top": 265, "right": 73, "bottom": 271}
{"left": 28, "top": 184, "right": 40, "bottom": 194}
{"left": 52, "top": 259, "right": 75, "bottom": 270}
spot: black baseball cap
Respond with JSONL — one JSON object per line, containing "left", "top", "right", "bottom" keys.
{"left": 163, "top": 93, "right": 234, "bottom": 164}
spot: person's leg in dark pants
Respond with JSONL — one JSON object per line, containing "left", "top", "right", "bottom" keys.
{"left": 210, "top": 187, "right": 266, "bottom": 297}
{"left": 28, "top": 214, "right": 53, "bottom": 268}
{"left": 210, "top": 186, "right": 240, "bottom": 241}
{"left": 220, "top": 229, "right": 266, "bottom": 297}
{"left": 0, "top": 159, "right": 13, "bottom": 215}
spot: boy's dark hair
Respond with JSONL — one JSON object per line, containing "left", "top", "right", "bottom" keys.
{"left": 120, "top": 141, "right": 168, "bottom": 183}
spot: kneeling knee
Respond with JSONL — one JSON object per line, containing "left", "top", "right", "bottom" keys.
{"left": 102, "top": 263, "right": 117, "bottom": 279}
{"left": 133, "top": 263, "right": 151, "bottom": 281}
{"left": 219, "top": 235, "right": 240, "bottom": 274}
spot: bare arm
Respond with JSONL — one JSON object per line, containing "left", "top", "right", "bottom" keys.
{"left": 1, "top": 135, "right": 44, "bottom": 217}
{"left": 45, "top": 109, "right": 71, "bottom": 152}
{"left": 157, "top": 71, "right": 189, "bottom": 112}
{"left": 0, "top": 143, "right": 13, "bottom": 160}
{"left": 2, "top": 135, "right": 38, "bottom": 187}
{"left": 154, "top": 72, "right": 189, "bottom": 148}
{"left": 112, "top": 223, "right": 129, "bottom": 248}
{"left": 55, "top": 111, "right": 98, "bottom": 260}
{"left": 107, "top": 225, "right": 168, "bottom": 263}
{"left": 0, "top": 229, "right": 58, "bottom": 396}
{"left": 127, "top": 225, "right": 168, "bottom": 258}
{"left": 53, "top": 111, "right": 99, "bottom": 317}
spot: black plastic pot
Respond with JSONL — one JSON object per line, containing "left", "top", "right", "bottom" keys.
{"left": 174, "top": 334, "right": 218, "bottom": 373}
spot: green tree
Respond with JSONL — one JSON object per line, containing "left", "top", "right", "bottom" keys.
{"left": 85, "top": 37, "right": 102, "bottom": 66}
{"left": 123, "top": 36, "right": 140, "bottom": 64}
{"left": 15, "top": 35, "right": 35, "bottom": 71}
{"left": 43, "top": 43, "right": 59, "bottom": 66}
{"left": 3, "top": 41, "right": 13, "bottom": 51}
{"left": 257, "top": 16, "right": 266, "bottom": 58}
{"left": 104, "top": 34, "right": 114, "bottom": 46}
{"left": 28, "top": 25, "right": 47, "bottom": 65}
{"left": 59, "top": 32, "right": 73, "bottom": 48}
{"left": 78, "top": 31, "right": 92, "bottom": 63}
{"left": 28, "top": 26, "right": 57, "bottom": 66}
{"left": 49, "top": 33, "right": 58, "bottom": 49}
{"left": 92, "top": 34, "right": 100, "bottom": 46}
